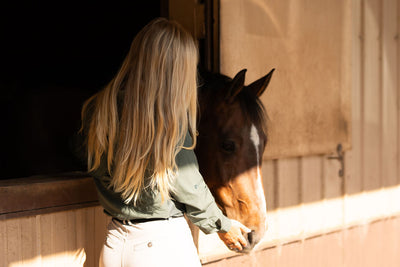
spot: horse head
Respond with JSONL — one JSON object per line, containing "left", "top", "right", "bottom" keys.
{"left": 196, "top": 68, "right": 274, "bottom": 252}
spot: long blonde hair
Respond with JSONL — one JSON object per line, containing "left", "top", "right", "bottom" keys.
{"left": 81, "top": 18, "right": 198, "bottom": 204}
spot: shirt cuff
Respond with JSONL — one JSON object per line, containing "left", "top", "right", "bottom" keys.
{"left": 218, "top": 216, "right": 232, "bottom": 233}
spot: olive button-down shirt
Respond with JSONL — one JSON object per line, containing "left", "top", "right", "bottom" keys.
{"left": 91, "top": 133, "right": 231, "bottom": 234}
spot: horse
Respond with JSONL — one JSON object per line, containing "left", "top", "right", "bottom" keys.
{"left": 195, "top": 68, "right": 275, "bottom": 252}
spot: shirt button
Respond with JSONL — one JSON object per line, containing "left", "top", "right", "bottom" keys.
{"left": 147, "top": 242, "right": 153, "bottom": 248}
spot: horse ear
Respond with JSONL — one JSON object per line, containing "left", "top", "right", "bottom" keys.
{"left": 247, "top": 68, "right": 275, "bottom": 97}
{"left": 226, "top": 69, "right": 247, "bottom": 102}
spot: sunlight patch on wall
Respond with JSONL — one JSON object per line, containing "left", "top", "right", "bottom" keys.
{"left": 10, "top": 248, "right": 86, "bottom": 267}
{"left": 198, "top": 185, "right": 400, "bottom": 264}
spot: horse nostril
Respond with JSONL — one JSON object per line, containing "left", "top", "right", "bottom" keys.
{"left": 247, "top": 230, "right": 256, "bottom": 246}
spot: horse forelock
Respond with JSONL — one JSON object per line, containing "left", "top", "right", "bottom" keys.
{"left": 238, "top": 90, "right": 269, "bottom": 144}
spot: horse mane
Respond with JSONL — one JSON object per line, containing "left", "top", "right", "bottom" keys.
{"left": 198, "top": 70, "right": 269, "bottom": 142}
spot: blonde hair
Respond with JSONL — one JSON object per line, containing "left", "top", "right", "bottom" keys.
{"left": 81, "top": 18, "right": 198, "bottom": 204}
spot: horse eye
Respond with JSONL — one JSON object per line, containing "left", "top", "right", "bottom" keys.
{"left": 221, "top": 140, "right": 236, "bottom": 153}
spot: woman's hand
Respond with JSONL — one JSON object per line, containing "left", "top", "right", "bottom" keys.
{"left": 218, "top": 219, "right": 251, "bottom": 251}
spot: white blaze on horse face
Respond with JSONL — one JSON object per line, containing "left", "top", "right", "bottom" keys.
{"left": 250, "top": 124, "right": 268, "bottom": 228}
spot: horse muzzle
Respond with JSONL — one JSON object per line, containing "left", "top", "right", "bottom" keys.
{"left": 240, "top": 226, "right": 267, "bottom": 253}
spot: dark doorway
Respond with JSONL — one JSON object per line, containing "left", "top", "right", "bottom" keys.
{"left": 0, "top": 1, "right": 162, "bottom": 179}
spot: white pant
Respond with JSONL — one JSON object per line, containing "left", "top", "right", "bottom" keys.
{"left": 99, "top": 217, "right": 202, "bottom": 267}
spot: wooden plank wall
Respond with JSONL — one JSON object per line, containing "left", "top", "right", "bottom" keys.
{"left": 0, "top": 0, "right": 399, "bottom": 266}
{"left": 0, "top": 207, "right": 110, "bottom": 267}
{"left": 204, "top": 217, "right": 400, "bottom": 267}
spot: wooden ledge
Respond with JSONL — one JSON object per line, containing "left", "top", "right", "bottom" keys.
{"left": 0, "top": 172, "right": 99, "bottom": 220}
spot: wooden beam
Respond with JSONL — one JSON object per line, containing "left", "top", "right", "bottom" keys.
{"left": 0, "top": 173, "right": 98, "bottom": 219}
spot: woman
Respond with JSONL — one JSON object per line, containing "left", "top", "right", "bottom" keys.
{"left": 79, "top": 18, "right": 250, "bottom": 267}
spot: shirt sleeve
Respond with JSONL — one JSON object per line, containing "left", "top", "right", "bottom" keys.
{"left": 171, "top": 133, "right": 232, "bottom": 234}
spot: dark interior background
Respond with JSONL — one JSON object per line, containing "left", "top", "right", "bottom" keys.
{"left": 0, "top": 1, "right": 162, "bottom": 179}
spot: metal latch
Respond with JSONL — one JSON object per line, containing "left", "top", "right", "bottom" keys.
{"left": 327, "top": 144, "right": 344, "bottom": 178}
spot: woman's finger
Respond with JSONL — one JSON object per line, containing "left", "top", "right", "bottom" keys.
{"left": 238, "top": 232, "right": 247, "bottom": 248}
{"left": 233, "top": 241, "right": 243, "bottom": 251}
